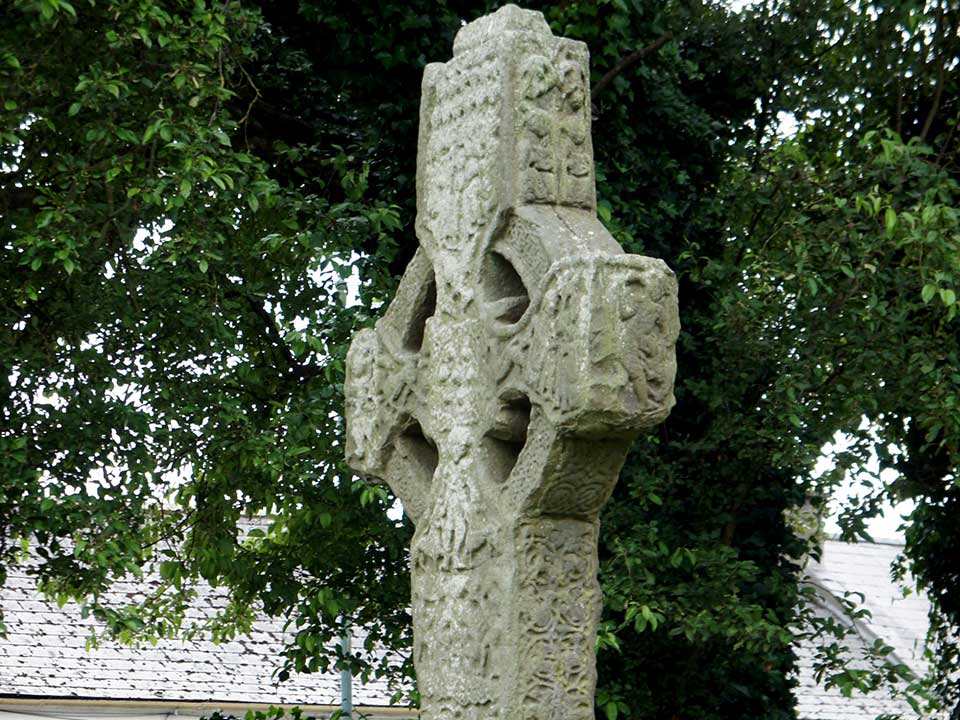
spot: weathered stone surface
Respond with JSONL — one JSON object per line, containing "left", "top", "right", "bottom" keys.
{"left": 344, "top": 6, "right": 679, "bottom": 720}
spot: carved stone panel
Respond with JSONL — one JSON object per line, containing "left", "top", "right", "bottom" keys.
{"left": 344, "top": 5, "right": 680, "bottom": 719}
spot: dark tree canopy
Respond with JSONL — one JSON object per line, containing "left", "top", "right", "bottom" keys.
{"left": 2, "top": 1, "right": 958, "bottom": 718}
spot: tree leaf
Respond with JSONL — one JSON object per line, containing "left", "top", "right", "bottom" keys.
{"left": 884, "top": 206, "right": 897, "bottom": 237}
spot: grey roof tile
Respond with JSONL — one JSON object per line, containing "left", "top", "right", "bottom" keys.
{"left": 794, "top": 538, "right": 938, "bottom": 720}
{"left": 1, "top": 537, "right": 937, "bottom": 718}
{"left": 0, "top": 564, "right": 370, "bottom": 707}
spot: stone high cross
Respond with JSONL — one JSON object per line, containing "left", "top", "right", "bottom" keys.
{"left": 344, "top": 6, "right": 679, "bottom": 720}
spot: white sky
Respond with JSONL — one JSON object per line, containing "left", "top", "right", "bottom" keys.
{"left": 815, "top": 433, "right": 914, "bottom": 541}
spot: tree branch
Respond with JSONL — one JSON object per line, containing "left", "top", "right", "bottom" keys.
{"left": 223, "top": 283, "right": 320, "bottom": 380}
{"left": 920, "top": 2, "right": 947, "bottom": 143}
{"left": 591, "top": 32, "right": 673, "bottom": 101}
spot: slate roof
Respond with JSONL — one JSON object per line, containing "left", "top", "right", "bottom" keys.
{"left": 0, "top": 562, "right": 396, "bottom": 710}
{"left": 794, "top": 538, "right": 935, "bottom": 720}
{"left": 0, "top": 538, "right": 936, "bottom": 719}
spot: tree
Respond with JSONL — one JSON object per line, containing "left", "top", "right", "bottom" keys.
{"left": 720, "top": 1, "right": 960, "bottom": 712}
{"left": 0, "top": 0, "right": 412, "bottom": 676}
{"left": 2, "top": 1, "right": 958, "bottom": 718}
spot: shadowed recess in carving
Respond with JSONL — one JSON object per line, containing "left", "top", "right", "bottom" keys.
{"left": 481, "top": 251, "right": 530, "bottom": 324}
{"left": 394, "top": 418, "right": 439, "bottom": 485}
{"left": 403, "top": 270, "right": 437, "bottom": 352}
{"left": 619, "top": 279, "right": 645, "bottom": 320}
{"left": 482, "top": 393, "right": 532, "bottom": 484}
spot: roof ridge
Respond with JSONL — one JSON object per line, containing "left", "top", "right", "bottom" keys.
{"left": 824, "top": 534, "right": 905, "bottom": 548}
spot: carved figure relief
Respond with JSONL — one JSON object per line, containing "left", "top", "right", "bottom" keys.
{"left": 516, "top": 43, "right": 594, "bottom": 209}
{"left": 344, "top": 6, "right": 679, "bottom": 720}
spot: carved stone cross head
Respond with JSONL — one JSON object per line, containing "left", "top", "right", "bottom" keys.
{"left": 344, "top": 6, "right": 679, "bottom": 720}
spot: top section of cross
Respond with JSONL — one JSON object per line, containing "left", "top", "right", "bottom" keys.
{"left": 416, "top": 5, "right": 595, "bottom": 256}
{"left": 451, "top": 4, "right": 552, "bottom": 55}
{"left": 345, "top": 4, "right": 681, "bottom": 518}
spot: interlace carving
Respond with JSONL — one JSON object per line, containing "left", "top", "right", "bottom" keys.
{"left": 345, "top": 6, "right": 679, "bottom": 719}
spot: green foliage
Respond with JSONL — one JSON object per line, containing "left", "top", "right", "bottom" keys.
{"left": 0, "top": 0, "right": 410, "bottom": 683}
{"left": 3, "top": 0, "right": 960, "bottom": 718}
